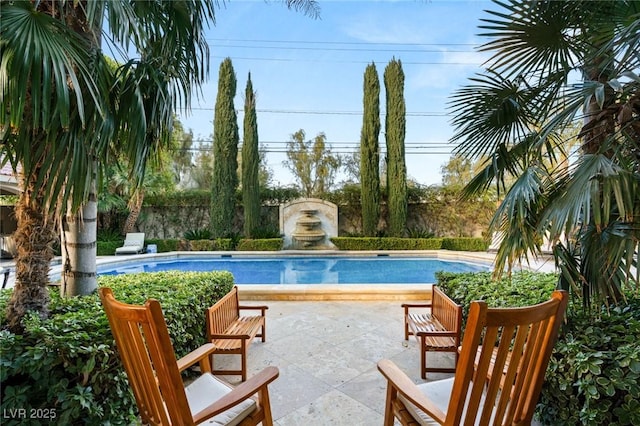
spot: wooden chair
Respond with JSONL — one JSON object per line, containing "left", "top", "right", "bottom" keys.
{"left": 378, "top": 290, "right": 568, "bottom": 426}
{"left": 99, "top": 287, "right": 279, "bottom": 425}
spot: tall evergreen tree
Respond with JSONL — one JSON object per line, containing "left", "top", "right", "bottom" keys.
{"left": 360, "top": 63, "right": 381, "bottom": 236}
{"left": 242, "top": 73, "right": 260, "bottom": 238}
{"left": 211, "top": 58, "right": 239, "bottom": 238}
{"left": 384, "top": 58, "right": 407, "bottom": 237}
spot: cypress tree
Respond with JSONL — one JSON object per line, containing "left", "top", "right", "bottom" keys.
{"left": 384, "top": 58, "right": 407, "bottom": 237}
{"left": 242, "top": 73, "right": 260, "bottom": 238}
{"left": 360, "top": 62, "right": 381, "bottom": 236}
{"left": 211, "top": 58, "right": 239, "bottom": 238}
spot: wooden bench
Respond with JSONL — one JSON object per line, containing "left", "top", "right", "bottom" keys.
{"left": 403, "top": 285, "right": 462, "bottom": 379}
{"left": 206, "top": 286, "right": 268, "bottom": 381}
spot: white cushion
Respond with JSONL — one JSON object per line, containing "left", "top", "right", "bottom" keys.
{"left": 115, "top": 246, "right": 141, "bottom": 254}
{"left": 399, "top": 378, "right": 493, "bottom": 426}
{"left": 185, "top": 373, "right": 257, "bottom": 426}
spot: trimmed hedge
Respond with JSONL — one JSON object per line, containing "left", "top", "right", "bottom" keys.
{"left": 330, "top": 237, "right": 443, "bottom": 250}
{"left": 435, "top": 271, "right": 558, "bottom": 328}
{"left": 236, "top": 238, "right": 283, "bottom": 251}
{"left": 97, "top": 240, "right": 122, "bottom": 256}
{"left": 145, "top": 238, "right": 180, "bottom": 252}
{"left": 0, "top": 271, "right": 234, "bottom": 425}
{"left": 441, "top": 237, "right": 489, "bottom": 251}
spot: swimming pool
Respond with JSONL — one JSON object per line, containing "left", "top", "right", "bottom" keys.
{"left": 98, "top": 255, "right": 488, "bottom": 285}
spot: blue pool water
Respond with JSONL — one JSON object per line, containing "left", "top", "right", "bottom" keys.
{"left": 99, "top": 256, "right": 488, "bottom": 285}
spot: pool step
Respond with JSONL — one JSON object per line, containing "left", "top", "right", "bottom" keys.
{"left": 238, "top": 284, "right": 434, "bottom": 301}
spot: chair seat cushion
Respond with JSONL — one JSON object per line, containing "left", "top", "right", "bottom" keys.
{"left": 399, "top": 377, "right": 492, "bottom": 426}
{"left": 185, "top": 373, "right": 257, "bottom": 426}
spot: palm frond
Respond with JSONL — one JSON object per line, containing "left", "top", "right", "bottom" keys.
{"left": 282, "top": 0, "right": 321, "bottom": 18}
{"left": 1, "top": 1, "right": 100, "bottom": 130}
{"left": 450, "top": 70, "right": 538, "bottom": 159}
{"left": 479, "top": 0, "right": 581, "bottom": 76}
{"left": 490, "top": 165, "right": 549, "bottom": 275}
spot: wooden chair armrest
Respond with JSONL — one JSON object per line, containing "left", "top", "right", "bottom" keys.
{"left": 377, "top": 359, "right": 446, "bottom": 423}
{"left": 192, "top": 366, "right": 280, "bottom": 423}
{"left": 402, "top": 303, "right": 432, "bottom": 309}
{"left": 238, "top": 305, "right": 268, "bottom": 313}
{"left": 177, "top": 343, "right": 217, "bottom": 373}
{"left": 209, "top": 333, "right": 251, "bottom": 340}
{"left": 416, "top": 330, "right": 459, "bottom": 337}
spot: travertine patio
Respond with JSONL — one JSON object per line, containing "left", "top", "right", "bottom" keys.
{"left": 210, "top": 299, "right": 454, "bottom": 425}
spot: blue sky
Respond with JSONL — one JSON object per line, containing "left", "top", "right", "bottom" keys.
{"left": 178, "top": 0, "right": 493, "bottom": 186}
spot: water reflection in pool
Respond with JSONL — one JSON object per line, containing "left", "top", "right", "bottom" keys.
{"left": 99, "top": 256, "right": 488, "bottom": 285}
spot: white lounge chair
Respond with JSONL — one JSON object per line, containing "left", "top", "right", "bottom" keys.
{"left": 115, "top": 233, "right": 145, "bottom": 255}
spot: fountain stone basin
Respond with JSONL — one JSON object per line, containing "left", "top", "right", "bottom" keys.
{"left": 291, "top": 209, "right": 326, "bottom": 248}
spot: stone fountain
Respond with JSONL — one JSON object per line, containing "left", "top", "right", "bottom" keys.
{"left": 280, "top": 198, "right": 338, "bottom": 250}
{"left": 291, "top": 209, "right": 325, "bottom": 248}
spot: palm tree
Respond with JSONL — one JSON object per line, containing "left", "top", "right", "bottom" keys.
{"left": 1, "top": 0, "right": 319, "bottom": 333}
{"left": 449, "top": 0, "right": 639, "bottom": 308}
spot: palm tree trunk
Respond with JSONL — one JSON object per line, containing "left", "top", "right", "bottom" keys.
{"left": 60, "top": 179, "right": 98, "bottom": 297}
{"left": 122, "top": 188, "right": 144, "bottom": 234}
{"left": 5, "top": 167, "right": 57, "bottom": 333}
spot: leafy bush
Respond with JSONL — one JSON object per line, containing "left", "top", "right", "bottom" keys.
{"left": 435, "top": 271, "right": 558, "bottom": 327}
{"left": 538, "top": 297, "right": 640, "bottom": 426}
{"left": 144, "top": 190, "right": 210, "bottom": 207}
{"left": 250, "top": 225, "right": 281, "bottom": 239}
{"left": 184, "top": 228, "right": 213, "bottom": 240}
{"left": 189, "top": 239, "right": 214, "bottom": 251}
{"left": 441, "top": 237, "right": 488, "bottom": 251}
{"left": 97, "top": 229, "right": 123, "bottom": 242}
{"left": 236, "top": 238, "right": 283, "bottom": 251}
{"left": 259, "top": 186, "right": 301, "bottom": 204}
{"left": 145, "top": 238, "right": 180, "bottom": 252}
{"left": 0, "top": 272, "right": 234, "bottom": 425}
{"left": 97, "top": 241, "right": 122, "bottom": 256}
{"left": 215, "top": 238, "right": 234, "bottom": 251}
{"left": 330, "top": 237, "right": 443, "bottom": 250}
{"left": 407, "top": 226, "right": 435, "bottom": 238}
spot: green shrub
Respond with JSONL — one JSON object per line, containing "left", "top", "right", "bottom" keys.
{"left": 97, "top": 229, "right": 123, "bottom": 242}
{"left": 145, "top": 238, "right": 180, "bottom": 252}
{"left": 97, "top": 241, "right": 122, "bottom": 256}
{"left": 190, "top": 239, "right": 214, "bottom": 251}
{"left": 250, "top": 225, "right": 281, "bottom": 239}
{"left": 215, "top": 238, "right": 234, "bottom": 251}
{"left": 236, "top": 238, "right": 283, "bottom": 251}
{"left": 435, "top": 271, "right": 558, "bottom": 327}
{"left": 184, "top": 228, "right": 213, "bottom": 240}
{"left": 407, "top": 227, "right": 435, "bottom": 238}
{"left": 441, "top": 237, "right": 488, "bottom": 251}
{"left": 538, "top": 297, "right": 640, "bottom": 426}
{"left": 0, "top": 272, "right": 234, "bottom": 425}
{"left": 330, "top": 237, "right": 443, "bottom": 250}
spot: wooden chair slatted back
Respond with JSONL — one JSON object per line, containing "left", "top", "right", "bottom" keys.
{"left": 446, "top": 290, "right": 568, "bottom": 426}
{"left": 432, "top": 286, "right": 462, "bottom": 333}
{"left": 100, "top": 288, "right": 193, "bottom": 425}
{"left": 207, "top": 287, "right": 240, "bottom": 336}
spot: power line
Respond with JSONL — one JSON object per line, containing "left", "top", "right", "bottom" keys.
{"left": 210, "top": 55, "right": 482, "bottom": 66}
{"left": 207, "top": 38, "right": 479, "bottom": 47}
{"left": 184, "top": 140, "right": 453, "bottom": 146}
{"left": 213, "top": 43, "right": 475, "bottom": 54}
{"left": 189, "top": 107, "right": 449, "bottom": 117}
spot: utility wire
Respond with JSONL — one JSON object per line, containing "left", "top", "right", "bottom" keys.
{"left": 211, "top": 55, "right": 482, "bottom": 66}
{"left": 207, "top": 38, "right": 479, "bottom": 47}
{"left": 189, "top": 107, "right": 449, "bottom": 116}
